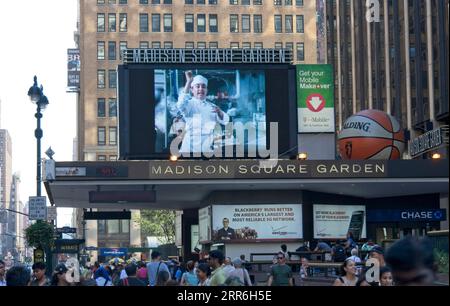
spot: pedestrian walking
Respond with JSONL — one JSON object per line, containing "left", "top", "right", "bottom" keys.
{"left": 94, "top": 266, "right": 113, "bottom": 286}
{"left": 29, "top": 262, "right": 50, "bottom": 286}
{"left": 51, "top": 264, "right": 71, "bottom": 286}
{"left": 229, "top": 258, "right": 252, "bottom": 286}
{"left": 180, "top": 261, "right": 199, "bottom": 286}
{"left": 6, "top": 265, "right": 30, "bottom": 286}
{"left": 147, "top": 251, "right": 171, "bottom": 286}
{"left": 267, "top": 252, "right": 293, "bottom": 286}
{"left": 379, "top": 266, "right": 394, "bottom": 286}
{"left": 333, "top": 259, "right": 358, "bottom": 286}
{"left": 222, "top": 257, "right": 235, "bottom": 278}
{"left": 208, "top": 250, "right": 227, "bottom": 286}
{"left": 119, "top": 264, "right": 146, "bottom": 286}
{"left": 196, "top": 263, "right": 210, "bottom": 286}
{"left": 0, "top": 260, "right": 6, "bottom": 286}
{"left": 136, "top": 261, "right": 148, "bottom": 285}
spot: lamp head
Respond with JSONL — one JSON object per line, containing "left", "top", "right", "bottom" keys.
{"left": 28, "top": 76, "right": 42, "bottom": 103}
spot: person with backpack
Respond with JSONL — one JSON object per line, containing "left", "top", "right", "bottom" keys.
{"left": 147, "top": 251, "right": 170, "bottom": 286}
{"left": 180, "top": 261, "right": 199, "bottom": 286}
{"left": 229, "top": 258, "right": 252, "bottom": 286}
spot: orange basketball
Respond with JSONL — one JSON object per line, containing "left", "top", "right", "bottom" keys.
{"left": 338, "top": 110, "right": 405, "bottom": 160}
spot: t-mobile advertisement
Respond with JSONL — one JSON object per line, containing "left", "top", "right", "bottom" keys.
{"left": 313, "top": 204, "right": 366, "bottom": 240}
{"left": 154, "top": 69, "right": 267, "bottom": 156}
{"left": 211, "top": 204, "right": 303, "bottom": 242}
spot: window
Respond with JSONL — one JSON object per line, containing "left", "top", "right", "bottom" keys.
{"left": 185, "top": 41, "right": 194, "bottom": 48}
{"left": 108, "top": 70, "right": 117, "bottom": 88}
{"left": 209, "top": 41, "right": 218, "bottom": 48}
{"left": 140, "top": 0, "right": 148, "bottom": 4}
{"left": 152, "top": 0, "right": 160, "bottom": 3}
{"left": 274, "top": 0, "right": 282, "bottom": 5}
{"left": 253, "top": 0, "right": 262, "bottom": 4}
{"left": 164, "top": 41, "right": 173, "bottom": 48}
{"left": 185, "top": 0, "right": 193, "bottom": 3}
{"left": 163, "top": 0, "right": 172, "bottom": 3}
{"left": 254, "top": 15, "right": 262, "bottom": 33}
{"left": 107, "top": 220, "right": 119, "bottom": 234}
{"left": 119, "top": 0, "right": 127, "bottom": 3}
{"left": 242, "top": 0, "right": 250, "bottom": 4}
{"left": 254, "top": 42, "right": 263, "bottom": 48}
{"left": 296, "top": 15, "right": 304, "bottom": 33}
{"left": 108, "top": 41, "right": 116, "bottom": 60}
{"left": 152, "top": 41, "right": 161, "bottom": 48}
{"left": 97, "top": 70, "right": 106, "bottom": 88}
{"left": 274, "top": 15, "right": 282, "bottom": 33}
{"left": 242, "top": 15, "right": 250, "bottom": 33}
{"left": 119, "top": 41, "right": 127, "bottom": 59}
{"left": 98, "top": 98, "right": 106, "bottom": 117}
{"left": 97, "top": 14, "right": 105, "bottom": 32}
{"left": 197, "top": 14, "right": 206, "bottom": 32}
{"left": 185, "top": 14, "right": 194, "bottom": 32}
{"left": 230, "top": 0, "right": 238, "bottom": 4}
{"left": 275, "top": 42, "right": 283, "bottom": 49}
{"left": 230, "top": 42, "right": 239, "bottom": 48}
{"left": 285, "top": 15, "right": 293, "bottom": 33}
{"left": 230, "top": 14, "right": 239, "bottom": 33}
{"left": 296, "top": 0, "right": 303, "bottom": 6}
{"left": 209, "top": 0, "right": 217, "bottom": 4}
{"left": 98, "top": 0, "right": 105, "bottom": 4}
{"left": 296, "top": 42, "right": 304, "bottom": 61}
{"left": 197, "top": 0, "right": 205, "bottom": 3}
{"left": 108, "top": 14, "right": 116, "bottom": 32}
{"left": 97, "top": 41, "right": 105, "bottom": 60}
{"left": 242, "top": 42, "right": 251, "bottom": 48}
{"left": 285, "top": 42, "right": 293, "bottom": 50}
{"left": 97, "top": 155, "right": 106, "bottom": 161}
{"left": 164, "top": 14, "right": 172, "bottom": 32}
{"left": 209, "top": 14, "right": 218, "bottom": 32}
{"left": 109, "top": 155, "right": 118, "bottom": 161}
{"left": 140, "top": 14, "right": 149, "bottom": 32}
{"left": 152, "top": 14, "right": 160, "bottom": 32}
{"left": 109, "top": 98, "right": 117, "bottom": 117}
{"left": 109, "top": 0, "right": 117, "bottom": 3}
{"left": 140, "top": 41, "right": 149, "bottom": 48}
{"left": 109, "top": 127, "right": 117, "bottom": 146}
{"left": 98, "top": 127, "right": 106, "bottom": 145}
{"left": 119, "top": 13, "right": 127, "bottom": 32}
{"left": 121, "top": 220, "right": 130, "bottom": 233}
{"left": 197, "top": 41, "right": 206, "bottom": 48}
{"left": 285, "top": 0, "right": 292, "bottom": 5}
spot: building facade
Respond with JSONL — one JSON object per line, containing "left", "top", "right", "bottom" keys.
{"left": 327, "top": 0, "right": 449, "bottom": 157}
{"left": 76, "top": 0, "right": 321, "bottom": 261}
{"left": 0, "top": 129, "right": 12, "bottom": 256}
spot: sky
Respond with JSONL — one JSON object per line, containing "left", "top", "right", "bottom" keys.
{"left": 0, "top": 0, "right": 78, "bottom": 227}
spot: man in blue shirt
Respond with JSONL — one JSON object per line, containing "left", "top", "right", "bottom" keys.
{"left": 147, "top": 251, "right": 170, "bottom": 286}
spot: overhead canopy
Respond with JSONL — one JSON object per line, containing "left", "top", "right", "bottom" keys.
{"left": 44, "top": 159, "right": 449, "bottom": 210}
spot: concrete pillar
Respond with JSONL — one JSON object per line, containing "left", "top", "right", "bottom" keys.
{"left": 182, "top": 209, "right": 199, "bottom": 262}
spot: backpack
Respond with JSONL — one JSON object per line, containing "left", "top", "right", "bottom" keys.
{"left": 334, "top": 245, "right": 346, "bottom": 262}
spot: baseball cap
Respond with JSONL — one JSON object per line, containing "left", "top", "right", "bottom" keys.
{"left": 54, "top": 263, "right": 68, "bottom": 274}
{"left": 370, "top": 245, "right": 384, "bottom": 255}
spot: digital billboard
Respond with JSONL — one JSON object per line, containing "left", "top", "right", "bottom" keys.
{"left": 118, "top": 62, "right": 297, "bottom": 160}
{"left": 313, "top": 204, "right": 366, "bottom": 240}
{"left": 211, "top": 204, "right": 303, "bottom": 242}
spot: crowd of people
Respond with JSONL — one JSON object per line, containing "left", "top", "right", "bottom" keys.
{"left": 0, "top": 236, "right": 442, "bottom": 287}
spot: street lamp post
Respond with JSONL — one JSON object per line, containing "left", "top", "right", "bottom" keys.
{"left": 28, "top": 76, "right": 49, "bottom": 197}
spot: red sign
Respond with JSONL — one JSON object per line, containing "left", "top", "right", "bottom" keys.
{"left": 306, "top": 93, "right": 326, "bottom": 112}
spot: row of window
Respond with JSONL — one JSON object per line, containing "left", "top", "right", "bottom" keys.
{"left": 98, "top": 126, "right": 118, "bottom": 146}
{"left": 97, "top": 155, "right": 118, "bottom": 161}
{"left": 98, "top": 13, "right": 304, "bottom": 34}
{"left": 97, "top": 70, "right": 117, "bottom": 88}
{"left": 99, "top": 0, "right": 305, "bottom": 5}
{"left": 98, "top": 219, "right": 129, "bottom": 235}
{"left": 97, "top": 98, "right": 117, "bottom": 117}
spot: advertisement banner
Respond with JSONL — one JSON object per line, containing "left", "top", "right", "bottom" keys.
{"left": 313, "top": 205, "right": 366, "bottom": 239}
{"left": 99, "top": 248, "right": 128, "bottom": 257}
{"left": 67, "top": 49, "right": 80, "bottom": 88}
{"left": 198, "top": 206, "right": 212, "bottom": 243}
{"left": 297, "top": 64, "right": 335, "bottom": 133}
{"left": 211, "top": 204, "right": 303, "bottom": 241}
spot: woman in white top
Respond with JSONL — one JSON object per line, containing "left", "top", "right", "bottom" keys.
{"left": 333, "top": 259, "right": 358, "bottom": 286}
{"left": 196, "top": 263, "right": 210, "bottom": 286}
{"left": 229, "top": 258, "right": 252, "bottom": 286}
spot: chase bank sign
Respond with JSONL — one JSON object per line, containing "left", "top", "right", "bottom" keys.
{"left": 368, "top": 209, "right": 446, "bottom": 223}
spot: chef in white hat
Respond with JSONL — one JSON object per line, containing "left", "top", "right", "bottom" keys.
{"left": 176, "top": 70, "right": 230, "bottom": 154}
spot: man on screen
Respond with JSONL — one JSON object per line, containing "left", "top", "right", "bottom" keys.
{"left": 217, "top": 218, "right": 236, "bottom": 240}
{"left": 176, "top": 71, "right": 230, "bottom": 154}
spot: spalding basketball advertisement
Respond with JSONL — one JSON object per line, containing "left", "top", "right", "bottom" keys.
{"left": 338, "top": 110, "right": 405, "bottom": 160}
